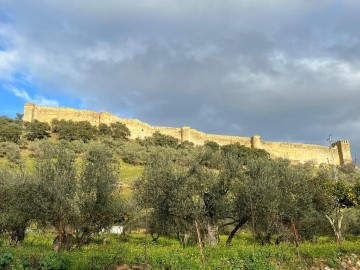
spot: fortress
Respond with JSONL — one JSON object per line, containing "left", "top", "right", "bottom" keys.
{"left": 23, "top": 103, "right": 352, "bottom": 166}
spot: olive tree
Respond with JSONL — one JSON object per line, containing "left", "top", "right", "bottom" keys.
{"left": 52, "top": 119, "right": 97, "bottom": 142}
{"left": 24, "top": 120, "right": 51, "bottom": 141}
{"left": 134, "top": 150, "right": 188, "bottom": 241}
{"left": 31, "top": 141, "right": 78, "bottom": 251}
{"left": 135, "top": 148, "right": 229, "bottom": 247}
{"left": 111, "top": 122, "right": 131, "bottom": 140}
{"left": 139, "top": 131, "right": 179, "bottom": 148}
{"left": 0, "top": 116, "right": 22, "bottom": 144}
{"left": 0, "top": 168, "right": 35, "bottom": 246}
{"left": 75, "top": 143, "right": 121, "bottom": 245}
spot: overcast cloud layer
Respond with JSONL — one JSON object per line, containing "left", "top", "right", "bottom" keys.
{"left": 1, "top": 0, "right": 360, "bottom": 159}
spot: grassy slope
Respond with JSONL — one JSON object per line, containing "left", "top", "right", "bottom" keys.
{"left": 119, "top": 160, "right": 143, "bottom": 195}
{"left": 0, "top": 143, "right": 144, "bottom": 188}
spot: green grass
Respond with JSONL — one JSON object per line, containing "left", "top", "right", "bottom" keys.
{"left": 1, "top": 232, "right": 360, "bottom": 270}
{"left": 119, "top": 160, "right": 143, "bottom": 184}
{"left": 0, "top": 152, "right": 143, "bottom": 194}
{"left": 119, "top": 160, "right": 143, "bottom": 196}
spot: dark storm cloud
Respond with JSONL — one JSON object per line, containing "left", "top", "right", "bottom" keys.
{"left": 2, "top": 0, "right": 360, "bottom": 156}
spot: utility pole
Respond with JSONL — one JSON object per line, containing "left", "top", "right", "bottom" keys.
{"left": 354, "top": 155, "right": 359, "bottom": 167}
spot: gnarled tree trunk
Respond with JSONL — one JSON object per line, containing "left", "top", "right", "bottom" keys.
{"left": 226, "top": 216, "right": 250, "bottom": 246}
{"left": 8, "top": 225, "right": 26, "bottom": 246}
{"left": 204, "top": 220, "right": 219, "bottom": 246}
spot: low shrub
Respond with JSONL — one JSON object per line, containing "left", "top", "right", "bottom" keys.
{"left": 39, "top": 253, "right": 70, "bottom": 270}
{"left": 0, "top": 252, "right": 13, "bottom": 269}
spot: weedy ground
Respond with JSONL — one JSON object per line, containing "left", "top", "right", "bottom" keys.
{"left": 1, "top": 232, "right": 360, "bottom": 270}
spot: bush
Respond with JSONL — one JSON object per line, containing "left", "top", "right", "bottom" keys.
{"left": 118, "top": 143, "right": 149, "bottom": 165}
{"left": 0, "top": 254, "right": 40, "bottom": 270}
{"left": 0, "top": 252, "right": 13, "bottom": 269}
{"left": 221, "top": 143, "right": 269, "bottom": 163}
{"left": 98, "top": 123, "right": 112, "bottom": 137}
{"left": 139, "top": 131, "right": 179, "bottom": 148}
{"left": 69, "top": 140, "right": 87, "bottom": 154}
{"left": 0, "top": 142, "right": 21, "bottom": 164}
{"left": 344, "top": 209, "right": 360, "bottom": 236}
{"left": 98, "top": 122, "right": 131, "bottom": 141}
{"left": 110, "top": 122, "right": 130, "bottom": 140}
{"left": 178, "top": 140, "right": 194, "bottom": 149}
{"left": 28, "top": 140, "right": 52, "bottom": 158}
{"left": 204, "top": 141, "right": 220, "bottom": 152}
{"left": 0, "top": 116, "right": 22, "bottom": 144}
{"left": 39, "top": 253, "right": 71, "bottom": 270}
{"left": 52, "top": 119, "right": 97, "bottom": 142}
{"left": 24, "top": 120, "right": 51, "bottom": 141}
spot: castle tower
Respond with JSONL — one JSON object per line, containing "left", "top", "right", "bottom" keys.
{"left": 251, "top": 135, "right": 262, "bottom": 149}
{"left": 23, "top": 103, "right": 36, "bottom": 122}
{"left": 99, "top": 112, "right": 111, "bottom": 125}
{"left": 333, "top": 140, "right": 352, "bottom": 166}
{"left": 181, "top": 127, "right": 191, "bottom": 143}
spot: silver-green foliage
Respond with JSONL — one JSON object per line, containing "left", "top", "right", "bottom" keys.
{"left": 4, "top": 141, "right": 123, "bottom": 248}
{"left": 32, "top": 141, "right": 78, "bottom": 235}
{"left": 0, "top": 168, "right": 34, "bottom": 245}
{"left": 76, "top": 143, "right": 121, "bottom": 240}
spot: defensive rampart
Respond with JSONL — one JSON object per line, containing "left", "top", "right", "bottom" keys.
{"left": 23, "top": 103, "right": 352, "bottom": 165}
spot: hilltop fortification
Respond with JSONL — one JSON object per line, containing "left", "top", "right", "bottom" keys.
{"left": 23, "top": 103, "right": 352, "bottom": 166}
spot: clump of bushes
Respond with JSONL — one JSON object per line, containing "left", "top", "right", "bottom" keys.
{"left": 0, "top": 142, "right": 21, "bottom": 164}
{"left": 139, "top": 131, "right": 179, "bottom": 148}
{"left": 0, "top": 116, "right": 22, "bottom": 144}
{"left": 52, "top": 119, "right": 98, "bottom": 142}
{"left": 24, "top": 120, "right": 51, "bottom": 141}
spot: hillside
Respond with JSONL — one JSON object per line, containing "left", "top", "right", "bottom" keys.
{"left": 24, "top": 103, "right": 353, "bottom": 165}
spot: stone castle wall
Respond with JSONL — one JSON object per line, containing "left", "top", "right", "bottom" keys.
{"left": 23, "top": 103, "right": 352, "bottom": 165}
{"left": 261, "top": 141, "right": 340, "bottom": 165}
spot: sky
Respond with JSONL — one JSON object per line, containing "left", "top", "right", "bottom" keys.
{"left": 1, "top": 0, "right": 360, "bottom": 159}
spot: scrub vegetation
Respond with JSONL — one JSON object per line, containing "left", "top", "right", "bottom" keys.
{"left": 1, "top": 114, "right": 360, "bottom": 269}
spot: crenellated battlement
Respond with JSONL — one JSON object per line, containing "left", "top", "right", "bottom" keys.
{"left": 332, "top": 140, "right": 349, "bottom": 147}
{"left": 23, "top": 103, "right": 353, "bottom": 166}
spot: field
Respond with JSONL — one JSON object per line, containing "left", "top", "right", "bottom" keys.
{"left": 1, "top": 232, "right": 360, "bottom": 270}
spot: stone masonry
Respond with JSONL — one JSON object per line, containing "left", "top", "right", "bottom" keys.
{"left": 23, "top": 103, "right": 352, "bottom": 166}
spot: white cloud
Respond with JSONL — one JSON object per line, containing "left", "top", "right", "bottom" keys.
{"left": 297, "top": 58, "right": 360, "bottom": 86}
{"left": 0, "top": 22, "right": 23, "bottom": 80}
{"left": 9, "top": 86, "right": 59, "bottom": 107}
{"left": 0, "top": 50, "right": 18, "bottom": 80}
{"left": 9, "top": 86, "right": 31, "bottom": 101}
{"left": 33, "top": 96, "right": 59, "bottom": 107}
